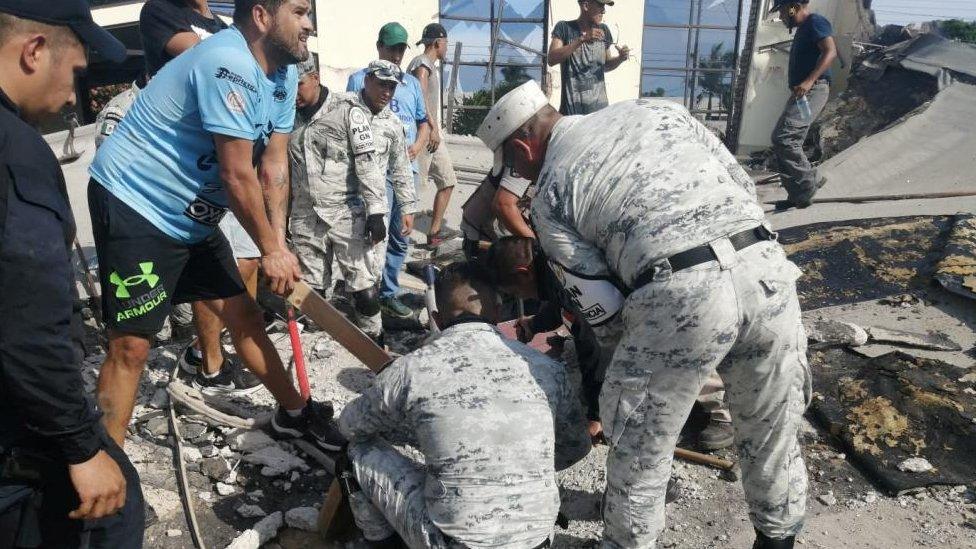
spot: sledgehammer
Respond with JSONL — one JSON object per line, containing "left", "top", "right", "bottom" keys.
{"left": 675, "top": 447, "right": 737, "bottom": 479}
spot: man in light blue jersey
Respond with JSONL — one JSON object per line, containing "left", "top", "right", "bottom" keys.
{"left": 88, "top": 0, "right": 345, "bottom": 454}
{"left": 347, "top": 22, "right": 429, "bottom": 319}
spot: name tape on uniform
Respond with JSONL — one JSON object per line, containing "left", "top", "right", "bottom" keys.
{"left": 349, "top": 107, "right": 376, "bottom": 155}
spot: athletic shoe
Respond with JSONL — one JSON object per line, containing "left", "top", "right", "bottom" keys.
{"left": 178, "top": 342, "right": 203, "bottom": 375}
{"left": 786, "top": 175, "right": 827, "bottom": 209}
{"left": 270, "top": 398, "right": 347, "bottom": 452}
{"left": 191, "top": 360, "right": 263, "bottom": 396}
{"left": 379, "top": 296, "right": 413, "bottom": 319}
{"left": 427, "top": 226, "right": 461, "bottom": 248}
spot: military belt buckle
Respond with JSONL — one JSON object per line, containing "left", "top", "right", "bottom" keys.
{"left": 651, "top": 261, "right": 672, "bottom": 282}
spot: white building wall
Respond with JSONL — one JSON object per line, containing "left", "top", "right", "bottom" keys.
{"left": 313, "top": 0, "right": 440, "bottom": 91}
{"left": 92, "top": 2, "right": 144, "bottom": 28}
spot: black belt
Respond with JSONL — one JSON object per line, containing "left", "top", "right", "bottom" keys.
{"left": 632, "top": 226, "right": 775, "bottom": 290}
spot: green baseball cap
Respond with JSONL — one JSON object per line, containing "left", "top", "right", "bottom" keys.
{"left": 377, "top": 22, "right": 409, "bottom": 47}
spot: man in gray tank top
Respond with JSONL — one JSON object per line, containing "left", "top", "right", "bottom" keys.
{"left": 408, "top": 23, "right": 460, "bottom": 247}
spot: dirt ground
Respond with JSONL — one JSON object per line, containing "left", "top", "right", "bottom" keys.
{"left": 91, "top": 300, "right": 976, "bottom": 549}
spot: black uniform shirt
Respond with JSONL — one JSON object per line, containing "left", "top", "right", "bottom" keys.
{"left": 0, "top": 88, "right": 103, "bottom": 464}
{"left": 140, "top": 0, "right": 227, "bottom": 78}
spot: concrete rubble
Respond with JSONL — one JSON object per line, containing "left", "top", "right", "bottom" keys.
{"left": 49, "top": 15, "right": 976, "bottom": 549}
{"left": 226, "top": 512, "right": 283, "bottom": 549}
{"left": 899, "top": 458, "right": 936, "bottom": 474}
{"left": 866, "top": 326, "right": 963, "bottom": 352}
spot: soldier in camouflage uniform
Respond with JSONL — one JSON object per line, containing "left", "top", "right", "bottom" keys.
{"left": 289, "top": 60, "right": 416, "bottom": 341}
{"left": 94, "top": 81, "right": 140, "bottom": 149}
{"left": 477, "top": 81, "right": 810, "bottom": 549}
{"left": 337, "top": 262, "right": 591, "bottom": 547}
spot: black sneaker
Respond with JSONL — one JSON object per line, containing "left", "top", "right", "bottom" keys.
{"left": 753, "top": 529, "right": 795, "bottom": 549}
{"left": 191, "top": 360, "right": 263, "bottom": 396}
{"left": 178, "top": 342, "right": 203, "bottom": 375}
{"left": 270, "top": 399, "right": 347, "bottom": 452}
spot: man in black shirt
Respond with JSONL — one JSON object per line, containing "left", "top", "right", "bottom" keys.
{"left": 769, "top": 0, "right": 837, "bottom": 209}
{"left": 140, "top": 0, "right": 226, "bottom": 79}
{"left": 0, "top": 1, "right": 144, "bottom": 547}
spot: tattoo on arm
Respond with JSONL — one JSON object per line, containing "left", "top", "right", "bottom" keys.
{"left": 261, "top": 164, "right": 290, "bottom": 241}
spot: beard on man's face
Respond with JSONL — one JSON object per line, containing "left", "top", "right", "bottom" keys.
{"left": 268, "top": 20, "right": 309, "bottom": 65}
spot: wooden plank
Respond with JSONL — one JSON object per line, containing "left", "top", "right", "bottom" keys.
{"left": 286, "top": 281, "right": 393, "bottom": 536}
{"left": 286, "top": 281, "right": 391, "bottom": 372}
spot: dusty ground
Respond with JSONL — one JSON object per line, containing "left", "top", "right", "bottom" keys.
{"left": 60, "top": 134, "right": 976, "bottom": 547}
{"left": 77, "top": 287, "right": 976, "bottom": 548}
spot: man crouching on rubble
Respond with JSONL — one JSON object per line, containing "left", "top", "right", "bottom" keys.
{"left": 336, "top": 262, "right": 591, "bottom": 546}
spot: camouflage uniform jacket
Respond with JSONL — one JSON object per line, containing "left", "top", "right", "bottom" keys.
{"left": 532, "top": 99, "right": 767, "bottom": 290}
{"left": 338, "top": 321, "right": 590, "bottom": 546}
{"left": 94, "top": 82, "right": 140, "bottom": 149}
{"left": 288, "top": 91, "right": 416, "bottom": 223}
{"left": 367, "top": 100, "right": 415, "bottom": 203}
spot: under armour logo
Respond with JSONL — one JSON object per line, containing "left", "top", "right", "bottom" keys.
{"left": 109, "top": 262, "right": 159, "bottom": 299}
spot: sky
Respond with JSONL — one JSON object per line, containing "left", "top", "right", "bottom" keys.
{"left": 872, "top": 0, "right": 976, "bottom": 27}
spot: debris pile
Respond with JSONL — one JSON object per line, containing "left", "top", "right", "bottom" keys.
{"left": 813, "top": 33, "right": 976, "bottom": 162}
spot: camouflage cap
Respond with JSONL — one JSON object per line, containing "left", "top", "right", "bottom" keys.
{"left": 365, "top": 59, "right": 403, "bottom": 83}
{"left": 297, "top": 56, "right": 318, "bottom": 76}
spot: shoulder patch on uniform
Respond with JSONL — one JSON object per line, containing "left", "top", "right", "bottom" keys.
{"left": 349, "top": 107, "right": 375, "bottom": 155}
{"left": 225, "top": 90, "right": 245, "bottom": 114}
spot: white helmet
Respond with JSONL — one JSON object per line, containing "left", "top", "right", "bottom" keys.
{"left": 476, "top": 79, "right": 549, "bottom": 176}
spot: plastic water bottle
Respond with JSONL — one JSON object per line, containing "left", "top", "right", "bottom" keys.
{"left": 796, "top": 95, "right": 812, "bottom": 121}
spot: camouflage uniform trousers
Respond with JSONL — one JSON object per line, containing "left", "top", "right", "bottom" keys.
{"left": 600, "top": 239, "right": 811, "bottom": 547}
{"left": 290, "top": 205, "right": 384, "bottom": 338}
{"left": 347, "top": 439, "right": 457, "bottom": 548}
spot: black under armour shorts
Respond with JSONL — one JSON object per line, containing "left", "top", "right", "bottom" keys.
{"left": 88, "top": 179, "right": 245, "bottom": 336}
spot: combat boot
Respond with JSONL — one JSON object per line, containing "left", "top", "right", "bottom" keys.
{"left": 752, "top": 529, "right": 795, "bottom": 548}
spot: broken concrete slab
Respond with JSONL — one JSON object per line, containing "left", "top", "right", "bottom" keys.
{"left": 805, "top": 318, "right": 869, "bottom": 347}
{"left": 225, "top": 428, "right": 276, "bottom": 453}
{"left": 898, "top": 457, "right": 934, "bottom": 473}
{"left": 235, "top": 504, "right": 267, "bottom": 518}
{"left": 226, "top": 511, "right": 282, "bottom": 549}
{"left": 284, "top": 506, "right": 319, "bottom": 532}
{"left": 850, "top": 344, "right": 900, "bottom": 359}
{"left": 867, "top": 326, "right": 962, "bottom": 352}
{"left": 935, "top": 214, "right": 976, "bottom": 301}
{"left": 199, "top": 456, "right": 230, "bottom": 481}
{"left": 241, "top": 445, "right": 307, "bottom": 477}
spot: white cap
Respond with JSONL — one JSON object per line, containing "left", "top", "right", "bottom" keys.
{"left": 475, "top": 79, "right": 549, "bottom": 176}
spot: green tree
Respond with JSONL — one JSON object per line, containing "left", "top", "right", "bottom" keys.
{"left": 696, "top": 42, "right": 735, "bottom": 114}
{"left": 941, "top": 19, "right": 976, "bottom": 44}
{"left": 452, "top": 62, "right": 532, "bottom": 135}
